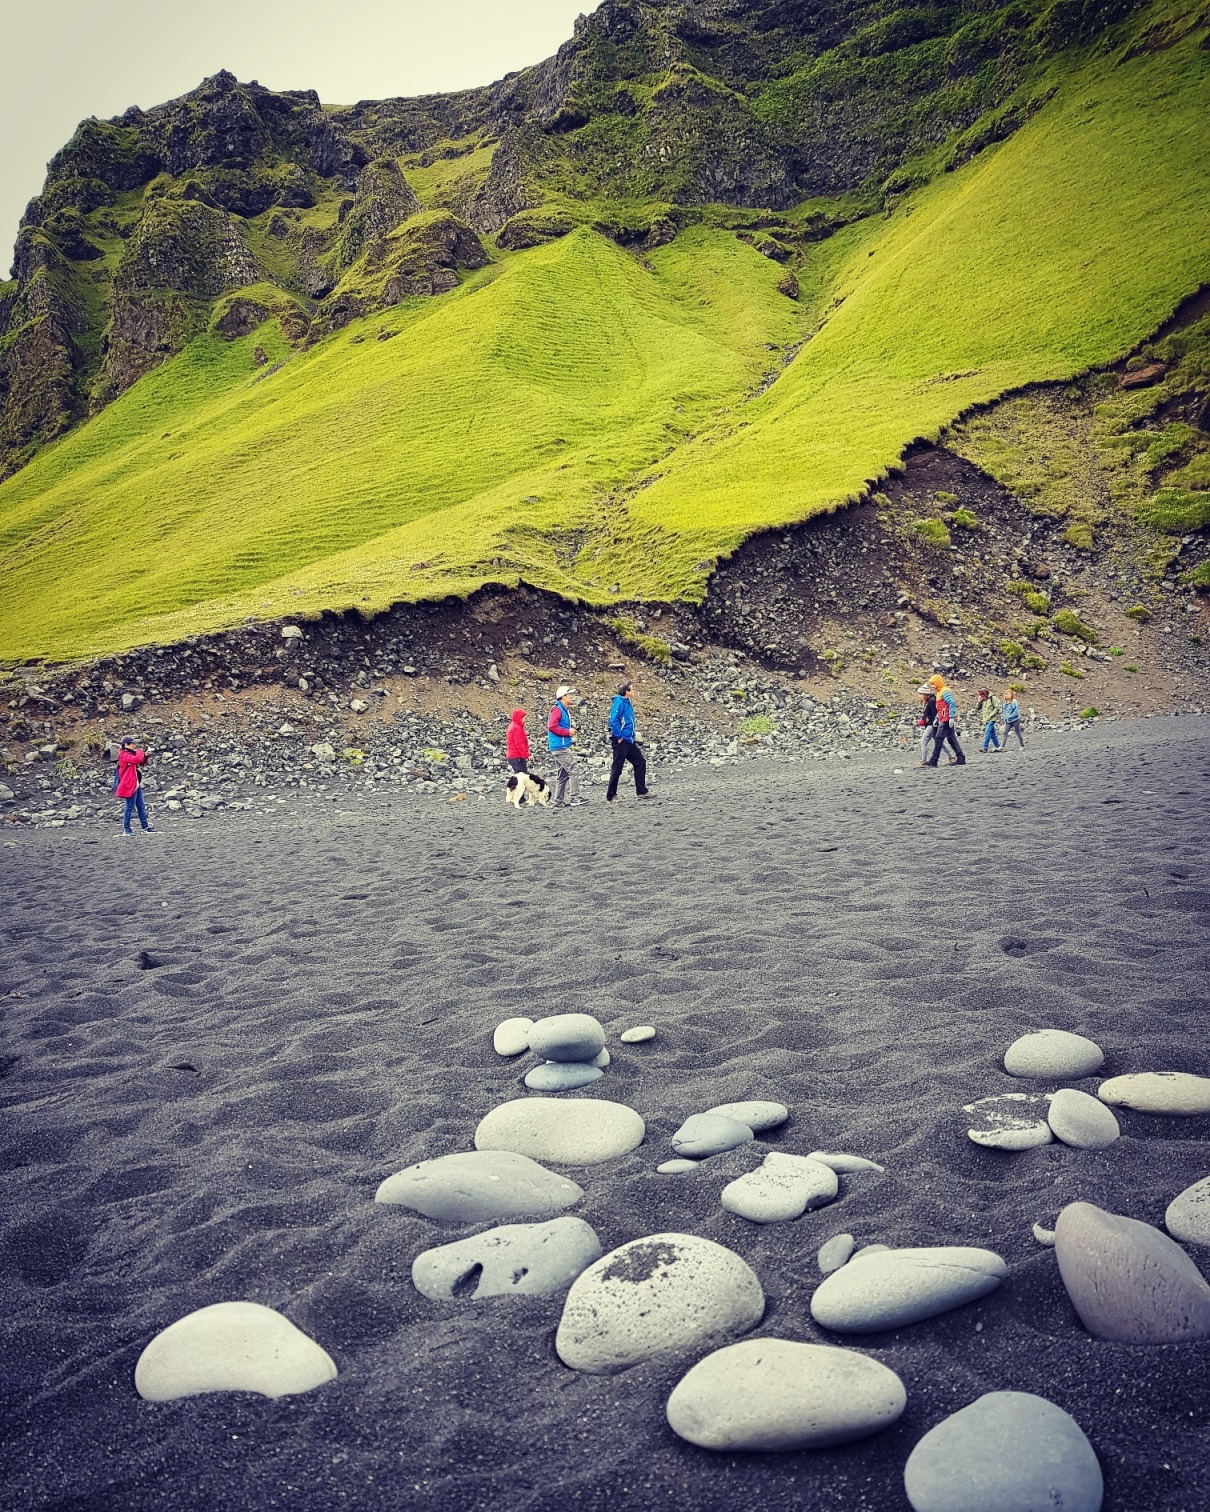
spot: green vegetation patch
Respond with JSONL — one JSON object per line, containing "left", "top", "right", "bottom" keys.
{"left": 1051, "top": 609, "right": 1098, "bottom": 643}
{"left": 913, "top": 518, "right": 952, "bottom": 548}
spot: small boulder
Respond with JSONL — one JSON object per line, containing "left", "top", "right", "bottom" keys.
{"left": 412, "top": 1216, "right": 601, "bottom": 1300}
{"left": 904, "top": 1391, "right": 1102, "bottom": 1512}
{"left": 556, "top": 1233, "right": 764, "bottom": 1374}
{"left": 818, "top": 1233, "right": 857, "bottom": 1274}
{"left": 134, "top": 1302, "right": 337, "bottom": 1402}
{"left": 705, "top": 1100, "right": 788, "bottom": 1132}
{"left": 619, "top": 1025, "right": 656, "bottom": 1044}
{"left": 475, "top": 1097, "right": 644, "bottom": 1165}
{"left": 527, "top": 1012, "right": 606, "bottom": 1064}
{"left": 667, "top": 1338, "right": 906, "bottom": 1451}
{"left": 492, "top": 1017, "right": 533, "bottom": 1057}
{"left": 811, "top": 1246, "right": 1007, "bottom": 1333}
{"left": 524, "top": 1062, "right": 603, "bottom": 1092}
{"left": 374, "top": 1150, "right": 583, "bottom": 1222}
{"left": 1097, "top": 1072, "right": 1210, "bottom": 1115}
{"left": 721, "top": 1153, "right": 838, "bottom": 1223}
{"left": 965, "top": 1092, "right": 1052, "bottom": 1150}
{"left": 671, "top": 1113, "right": 754, "bottom": 1158}
{"left": 1004, "top": 1029, "right": 1104, "bottom": 1079}
{"left": 1054, "top": 1200, "right": 1210, "bottom": 1343}
{"left": 1046, "top": 1089, "right": 1119, "bottom": 1150}
{"left": 1165, "top": 1175, "right": 1210, "bottom": 1247}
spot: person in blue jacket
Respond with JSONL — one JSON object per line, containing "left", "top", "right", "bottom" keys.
{"left": 606, "top": 680, "right": 651, "bottom": 802}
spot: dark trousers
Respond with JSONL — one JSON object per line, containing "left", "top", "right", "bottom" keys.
{"left": 928, "top": 725, "right": 965, "bottom": 765}
{"left": 606, "top": 738, "right": 647, "bottom": 799}
{"left": 508, "top": 757, "right": 528, "bottom": 774}
{"left": 1003, "top": 721, "right": 1025, "bottom": 748}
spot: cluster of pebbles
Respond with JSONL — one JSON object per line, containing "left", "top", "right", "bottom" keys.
{"left": 130, "top": 1010, "right": 1209, "bottom": 1511}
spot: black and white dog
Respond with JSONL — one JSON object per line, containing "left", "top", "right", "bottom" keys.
{"left": 506, "top": 772, "right": 551, "bottom": 809}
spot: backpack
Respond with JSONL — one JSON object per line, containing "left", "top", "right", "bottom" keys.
{"left": 111, "top": 762, "right": 121, "bottom": 793}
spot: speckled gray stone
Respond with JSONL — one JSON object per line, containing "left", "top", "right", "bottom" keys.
{"left": 1003, "top": 1029, "right": 1104, "bottom": 1080}
{"left": 818, "top": 1233, "right": 857, "bottom": 1275}
{"left": 523, "top": 1062, "right": 604, "bottom": 1092}
{"left": 475, "top": 1097, "right": 645, "bottom": 1166}
{"left": 904, "top": 1391, "right": 1102, "bottom": 1512}
{"left": 374, "top": 1150, "right": 583, "bottom": 1221}
{"left": 667, "top": 1338, "right": 906, "bottom": 1451}
{"left": 1054, "top": 1201, "right": 1210, "bottom": 1343}
{"left": 556, "top": 1233, "right": 764, "bottom": 1374}
{"left": 705, "top": 1101, "right": 789, "bottom": 1132}
{"left": 671, "top": 1112, "right": 755, "bottom": 1158}
{"left": 964, "top": 1093, "right": 1052, "bottom": 1150}
{"left": 411, "top": 1216, "right": 602, "bottom": 1300}
{"left": 1046, "top": 1089, "right": 1120, "bottom": 1149}
{"left": 492, "top": 1017, "right": 533, "bottom": 1057}
{"left": 811, "top": 1246, "right": 1007, "bottom": 1333}
{"left": 1166, "top": 1175, "right": 1210, "bottom": 1246}
{"left": 1098, "top": 1072, "right": 1210, "bottom": 1115}
{"left": 721, "top": 1153, "right": 838, "bottom": 1223}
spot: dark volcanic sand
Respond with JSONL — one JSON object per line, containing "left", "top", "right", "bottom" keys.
{"left": 1, "top": 718, "right": 1208, "bottom": 1512}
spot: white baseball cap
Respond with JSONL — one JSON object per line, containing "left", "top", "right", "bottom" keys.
{"left": 555, "top": 684, "right": 574, "bottom": 699}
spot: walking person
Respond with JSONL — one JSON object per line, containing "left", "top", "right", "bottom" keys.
{"left": 547, "top": 685, "right": 587, "bottom": 807}
{"left": 605, "top": 681, "right": 651, "bottom": 802}
{"left": 506, "top": 708, "right": 530, "bottom": 774}
{"left": 976, "top": 688, "right": 1002, "bottom": 752}
{"left": 115, "top": 736, "right": 155, "bottom": 834}
{"left": 925, "top": 675, "right": 966, "bottom": 766}
{"left": 1001, "top": 689, "right": 1026, "bottom": 749}
{"left": 916, "top": 683, "right": 938, "bottom": 766}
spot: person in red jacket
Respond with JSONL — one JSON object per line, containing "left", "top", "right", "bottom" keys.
{"left": 115, "top": 737, "right": 155, "bottom": 834}
{"left": 506, "top": 709, "right": 530, "bottom": 774}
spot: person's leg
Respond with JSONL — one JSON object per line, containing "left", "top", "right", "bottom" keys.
{"left": 630, "top": 743, "right": 648, "bottom": 795}
{"left": 606, "top": 740, "right": 627, "bottom": 801}
{"left": 123, "top": 795, "right": 136, "bottom": 832}
{"left": 564, "top": 755, "right": 581, "bottom": 802}
{"left": 554, "top": 751, "right": 570, "bottom": 805}
{"left": 989, "top": 721, "right": 1000, "bottom": 750}
{"left": 135, "top": 789, "right": 150, "bottom": 829}
{"left": 920, "top": 727, "right": 931, "bottom": 763}
{"left": 508, "top": 757, "right": 528, "bottom": 774}
{"left": 949, "top": 726, "right": 966, "bottom": 764}
{"left": 1009, "top": 721, "right": 1024, "bottom": 748}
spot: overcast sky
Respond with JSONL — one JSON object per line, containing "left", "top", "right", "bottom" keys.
{"left": 3, "top": 1, "right": 601, "bottom": 276}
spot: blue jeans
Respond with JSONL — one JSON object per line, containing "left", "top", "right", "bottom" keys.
{"left": 123, "top": 789, "right": 149, "bottom": 831}
{"left": 981, "top": 720, "right": 1000, "bottom": 751}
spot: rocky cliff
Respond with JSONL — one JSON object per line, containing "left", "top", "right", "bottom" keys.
{"left": 0, "top": 0, "right": 1145, "bottom": 478}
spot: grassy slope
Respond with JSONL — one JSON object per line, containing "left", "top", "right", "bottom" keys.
{"left": 0, "top": 2, "right": 1207, "bottom": 662}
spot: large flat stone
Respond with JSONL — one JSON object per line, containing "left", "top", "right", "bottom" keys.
{"left": 904, "top": 1391, "right": 1102, "bottom": 1512}
{"left": 375, "top": 1150, "right": 583, "bottom": 1221}
{"left": 1054, "top": 1200, "right": 1210, "bottom": 1343}
{"left": 667, "top": 1338, "right": 906, "bottom": 1450}
{"left": 135, "top": 1302, "right": 337, "bottom": 1402}
{"left": 705, "top": 1100, "right": 789, "bottom": 1132}
{"left": 1097, "top": 1072, "right": 1210, "bottom": 1115}
{"left": 475, "top": 1097, "right": 645, "bottom": 1165}
{"left": 811, "top": 1246, "right": 1007, "bottom": 1333}
{"left": 671, "top": 1112, "right": 754, "bottom": 1158}
{"left": 412, "top": 1216, "right": 602, "bottom": 1300}
{"left": 556, "top": 1233, "right": 764, "bottom": 1374}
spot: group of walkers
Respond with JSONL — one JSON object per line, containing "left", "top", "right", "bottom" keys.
{"left": 915, "top": 675, "right": 1025, "bottom": 768}
{"left": 505, "top": 681, "right": 652, "bottom": 806}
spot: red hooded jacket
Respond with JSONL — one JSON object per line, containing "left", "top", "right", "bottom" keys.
{"left": 506, "top": 710, "right": 529, "bottom": 761}
{"left": 115, "top": 746, "right": 146, "bottom": 799}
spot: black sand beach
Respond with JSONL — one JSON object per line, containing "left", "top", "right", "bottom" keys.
{"left": 2, "top": 717, "right": 1208, "bottom": 1512}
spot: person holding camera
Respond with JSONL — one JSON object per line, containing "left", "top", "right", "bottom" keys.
{"left": 115, "top": 737, "right": 155, "bottom": 835}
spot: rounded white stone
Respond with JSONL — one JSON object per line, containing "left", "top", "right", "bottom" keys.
{"left": 671, "top": 1112, "right": 754, "bottom": 1158}
{"left": 619, "top": 1025, "right": 656, "bottom": 1043}
{"left": 818, "top": 1233, "right": 857, "bottom": 1274}
{"left": 705, "top": 1100, "right": 789, "bottom": 1132}
{"left": 135, "top": 1302, "right": 337, "bottom": 1402}
{"left": 475, "top": 1097, "right": 645, "bottom": 1165}
{"left": 811, "top": 1246, "right": 1007, "bottom": 1333}
{"left": 904, "top": 1391, "right": 1103, "bottom": 1512}
{"left": 411, "top": 1216, "right": 602, "bottom": 1300}
{"left": 658, "top": 1159, "right": 699, "bottom": 1174}
{"left": 1046, "top": 1089, "right": 1120, "bottom": 1149}
{"left": 721, "top": 1153, "right": 838, "bottom": 1223}
{"left": 492, "top": 1017, "right": 534, "bottom": 1057}
{"left": 527, "top": 1012, "right": 606, "bottom": 1063}
{"left": 556, "top": 1233, "right": 764, "bottom": 1374}
{"left": 374, "top": 1150, "right": 584, "bottom": 1221}
{"left": 1098, "top": 1072, "right": 1210, "bottom": 1115}
{"left": 1166, "top": 1175, "right": 1210, "bottom": 1246}
{"left": 666, "top": 1338, "right": 907, "bottom": 1450}
{"left": 808, "top": 1151, "right": 885, "bottom": 1173}
{"left": 1003, "top": 1029, "right": 1104, "bottom": 1080}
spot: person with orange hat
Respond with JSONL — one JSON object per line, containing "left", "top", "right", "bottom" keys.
{"left": 925, "top": 675, "right": 965, "bottom": 766}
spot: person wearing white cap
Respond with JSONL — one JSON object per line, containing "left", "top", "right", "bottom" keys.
{"left": 547, "top": 685, "right": 586, "bottom": 806}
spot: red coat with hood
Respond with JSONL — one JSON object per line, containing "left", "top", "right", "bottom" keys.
{"left": 115, "top": 746, "right": 146, "bottom": 799}
{"left": 506, "top": 710, "right": 529, "bottom": 761}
